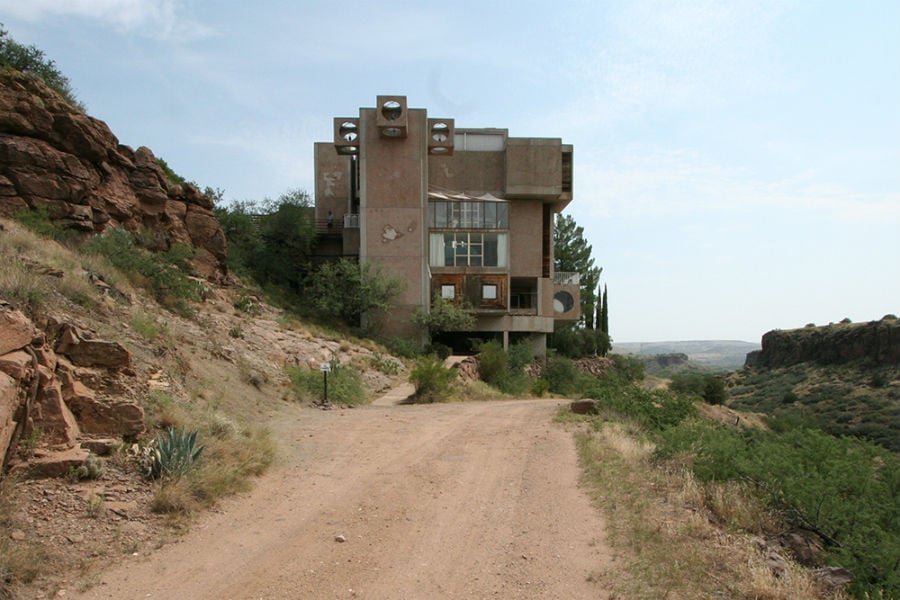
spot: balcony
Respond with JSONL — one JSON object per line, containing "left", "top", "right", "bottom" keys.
{"left": 553, "top": 271, "right": 580, "bottom": 286}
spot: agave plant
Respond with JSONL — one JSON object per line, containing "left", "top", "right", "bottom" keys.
{"left": 149, "top": 427, "right": 204, "bottom": 480}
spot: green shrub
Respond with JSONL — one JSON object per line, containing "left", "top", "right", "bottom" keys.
{"left": 149, "top": 427, "right": 203, "bottom": 480}
{"left": 409, "top": 354, "right": 455, "bottom": 402}
{"left": 476, "top": 340, "right": 533, "bottom": 395}
{"left": 287, "top": 364, "right": 366, "bottom": 405}
{"left": 1, "top": 26, "right": 84, "bottom": 110}
{"left": 13, "top": 207, "right": 68, "bottom": 240}
{"left": 83, "top": 228, "right": 199, "bottom": 308}
{"left": 531, "top": 378, "right": 550, "bottom": 397}
{"left": 610, "top": 354, "right": 646, "bottom": 382}
{"left": 656, "top": 420, "right": 900, "bottom": 597}
{"left": 384, "top": 337, "right": 420, "bottom": 359}
{"left": 544, "top": 355, "right": 585, "bottom": 396}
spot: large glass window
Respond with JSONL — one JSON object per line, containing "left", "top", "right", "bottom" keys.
{"left": 429, "top": 233, "right": 508, "bottom": 267}
{"left": 428, "top": 201, "right": 508, "bottom": 229}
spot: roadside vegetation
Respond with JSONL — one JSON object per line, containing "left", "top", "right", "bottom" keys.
{"left": 727, "top": 361, "right": 900, "bottom": 452}
{"left": 562, "top": 365, "right": 899, "bottom": 599}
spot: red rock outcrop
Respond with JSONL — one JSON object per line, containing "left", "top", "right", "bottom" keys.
{"left": 0, "top": 304, "right": 145, "bottom": 474}
{"left": 0, "top": 69, "right": 227, "bottom": 281}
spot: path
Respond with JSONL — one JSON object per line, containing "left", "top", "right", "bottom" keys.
{"left": 74, "top": 399, "right": 614, "bottom": 599}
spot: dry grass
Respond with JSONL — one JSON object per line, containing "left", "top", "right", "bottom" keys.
{"left": 150, "top": 423, "right": 275, "bottom": 515}
{"left": 0, "top": 219, "right": 104, "bottom": 315}
{"left": 576, "top": 420, "right": 845, "bottom": 600}
{"left": 0, "top": 475, "right": 50, "bottom": 597}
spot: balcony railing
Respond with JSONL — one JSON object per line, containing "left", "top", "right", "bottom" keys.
{"left": 553, "top": 271, "right": 580, "bottom": 285}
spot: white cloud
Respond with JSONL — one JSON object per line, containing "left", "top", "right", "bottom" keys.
{"left": 0, "top": 0, "right": 213, "bottom": 40}
{"left": 577, "top": 145, "right": 900, "bottom": 224}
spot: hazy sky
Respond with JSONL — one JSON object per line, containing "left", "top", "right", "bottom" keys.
{"left": 2, "top": 1, "right": 898, "bottom": 343}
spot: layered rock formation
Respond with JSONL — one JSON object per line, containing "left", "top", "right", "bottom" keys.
{"left": 745, "top": 317, "right": 900, "bottom": 368}
{"left": 1, "top": 303, "right": 144, "bottom": 475}
{"left": 0, "top": 69, "right": 227, "bottom": 280}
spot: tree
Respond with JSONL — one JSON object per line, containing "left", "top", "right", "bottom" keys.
{"left": 305, "top": 258, "right": 403, "bottom": 332}
{"left": 214, "top": 188, "right": 316, "bottom": 291}
{"left": 414, "top": 296, "right": 476, "bottom": 340}
{"left": 550, "top": 214, "right": 610, "bottom": 356}
{"left": 554, "top": 214, "right": 602, "bottom": 329}
{"left": 600, "top": 284, "right": 609, "bottom": 335}
{"left": 0, "top": 25, "right": 84, "bottom": 111}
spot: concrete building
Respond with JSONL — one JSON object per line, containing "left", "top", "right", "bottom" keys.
{"left": 313, "top": 95, "right": 579, "bottom": 356}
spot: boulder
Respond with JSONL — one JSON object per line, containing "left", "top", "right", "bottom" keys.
{"left": 64, "top": 391, "right": 145, "bottom": 439}
{"left": 0, "top": 371, "right": 20, "bottom": 464}
{"left": 0, "top": 307, "right": 34, "bottom": 355}
{"left": 9, "top": 445, "right": 89, "bottom": 479}
{"left": 31, "top": 381, "right": 80, "bottom": 446}
{"left": 0, "top": 350, "right": 33, "bottom": 380}
{"left": 55, "top": 324, "right": 132, "bottom": 369}
{"left": 570, "top": 399, "right": 597, "bottom": 415}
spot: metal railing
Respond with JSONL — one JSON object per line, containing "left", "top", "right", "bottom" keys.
{"left": 553, "top": 271, "right": 581, "bottom": 285}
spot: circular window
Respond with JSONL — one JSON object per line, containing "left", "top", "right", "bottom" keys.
{"left": 339, "top": 121, "right": 358, "bottom": 142}
{"left": 431, "top": 122, "right": 449, "bottom": 143}
{"left": 381, "top": 100, "right": 402, "bottom": 122}
{"left": 553, "top": 291, "right": 575, "bottom": 314}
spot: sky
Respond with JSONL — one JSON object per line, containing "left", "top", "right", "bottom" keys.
{"left": 2, "top": 0, "right": 898, "bottom": 344}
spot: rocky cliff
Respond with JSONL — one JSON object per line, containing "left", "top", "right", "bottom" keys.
{"left": 0, "top": 69, "right": 226, "bottom": 280}
{"left": 745, "top": 316, "right": 900, "bottom": 368}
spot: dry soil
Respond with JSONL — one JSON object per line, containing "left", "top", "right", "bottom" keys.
{"left": 73, "top": 398, "right": 614, "bottom": 599}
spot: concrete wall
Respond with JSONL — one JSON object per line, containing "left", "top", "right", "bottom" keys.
{"left": 359, "top": 107, "right": 428, "bottom": 339}
{"left": 508, "top": 201, "right": 544, "bottom": 278}
{"left": 429, "top": 150, "right": 506, "bottom": 193}
{"left": 314, "top": 143, "right": 351, "bottom": 222}
{"left": 505, "top": 138, "right": 563, "bottom": 199}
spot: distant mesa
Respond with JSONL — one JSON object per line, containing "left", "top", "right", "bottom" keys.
{"left": 745, "top": 316, "right": 900, "bottom": 369}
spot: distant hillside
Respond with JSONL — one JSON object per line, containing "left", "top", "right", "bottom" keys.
{"left": 612, "top": 340, "right": 760, "bottom": 371}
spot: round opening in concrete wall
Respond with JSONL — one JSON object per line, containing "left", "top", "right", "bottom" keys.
{"left": 553, "top": 291, "right": 575, "bottom": 314}
{"left": 339, "top": 121, "right": 358, "bottom": 142}
{"left": 381, "top": 100, "right": 402, "bottom": 121}
{"left": 430, "top": 147, "right": 449, "bottom": 155}
{"left": 382, "top": 127, "right": 403, "bottom": 137}
{"left": 431, "top": 122, "right": 449, "bottom": 142}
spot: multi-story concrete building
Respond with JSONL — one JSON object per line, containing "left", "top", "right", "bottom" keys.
{"left": 313, "top": 95, "right": 579, "bottom": 357}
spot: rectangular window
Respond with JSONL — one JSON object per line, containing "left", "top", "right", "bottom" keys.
{"left": 429, "top": 233, "right": 508, "bottom": 267}
{"left": 482, "top": 284, "right": 497, "bottom": 300}
{"left": 441, "top": 285, "right": 456, "bottom": 299}
{"left": 428, "top": 200, "right": 508, "bottom": 229}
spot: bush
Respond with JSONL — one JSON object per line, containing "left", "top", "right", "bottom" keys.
{"left": 476, "top": 340, "right": 533, "bottom": 395}
{"left": 477, "top": 340, "right": 507, "bottom": 385}
{"left": 549, "top": 325, "right": 610, "bottom": 358}
{"left": 656, "top": 419, "right": 900, "bottom": 597}
{"left": 83, "top": 228, "right": 200, "bottom": 310}
{"left": 544, "top": 355, "right": 585, "bottom": 396}
{"left": 1, "top": 26, "right": 84, "bottom": 110}
{"left": 305, "top": 258, "right": 402, "bottom": 332}
{"left": 287, "top": 364, "right": 366, "bottom": 405}
{"left": 409, "top": 354, "right": 455, "bottom": 402}
{"left": 670, "top": 372, "right": 727, "bottom": 405}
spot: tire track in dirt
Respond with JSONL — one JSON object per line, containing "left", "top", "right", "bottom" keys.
{"left": 74, "top": 399, "right": 614, "bottom": 599}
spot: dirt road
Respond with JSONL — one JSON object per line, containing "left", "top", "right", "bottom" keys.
{"left": 75, "top": 399, "right": 614, "bottom": 599}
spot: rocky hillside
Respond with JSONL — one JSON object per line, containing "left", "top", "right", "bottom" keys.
{"left": 729, "top": 317, "right": 900, "bottom": 452}
{"left": 0, "top": 68, "right": 227, "bottom": 281}
{"left": 745, "top": 317, "right": 900, "bottom": 368}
